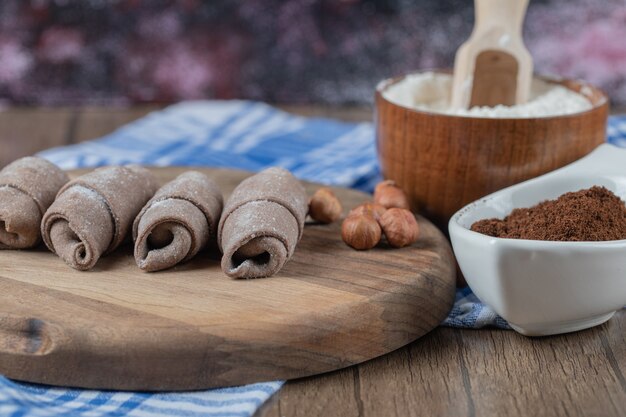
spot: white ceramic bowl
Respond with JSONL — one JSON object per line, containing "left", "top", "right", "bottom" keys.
{"left": 449, "top": 144, "right": 626, "bottom": 336}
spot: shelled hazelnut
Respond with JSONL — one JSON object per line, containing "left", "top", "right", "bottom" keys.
{"left": 348, "top": 202, "right": 387, "bottom": 221}
{"left": 341, "top": 214, "right": 382, "bottom": 250}
{"left": 340, "top": 180, "right": 419, "bottom": 251}
{"left": 379, "top": 208, "right": 420, "bottom": 248}
{"left": 373, "top": 180, "right": 410, "bottom": 210}
{"left": 309, "top": 187, "right": 342, "bottom": 223}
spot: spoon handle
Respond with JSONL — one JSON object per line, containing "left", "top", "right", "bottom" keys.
{"left": 473, "top": 0, "right": 528, "bottom": 36}
{"left": 451, "top": 0, "right": 533, "bottom": 109}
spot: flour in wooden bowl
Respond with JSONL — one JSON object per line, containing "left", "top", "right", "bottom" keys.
{"left": 382, "top": 71, "right": 592, "bottom": 118}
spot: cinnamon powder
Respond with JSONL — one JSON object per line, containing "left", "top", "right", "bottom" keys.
{"left": 471, "top": 186, "right": 626, "bottom": 241}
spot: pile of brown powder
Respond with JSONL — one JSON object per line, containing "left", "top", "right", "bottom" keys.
{"left": 471, "top": 186, "right": 626, "bottom": 241}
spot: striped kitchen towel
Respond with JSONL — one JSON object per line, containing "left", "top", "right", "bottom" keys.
{"left": 1, "top": 101, "right": 623, "bottom": 417}
{"left": 0, "top": 378, "right": 283, "bottom": 417}
{"left": 607, "top": 116, "right": 626, "bottom": 148}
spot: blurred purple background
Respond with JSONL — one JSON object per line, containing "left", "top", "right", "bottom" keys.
{"left": 0, "top": 0, "right": 625, "bottom": 106}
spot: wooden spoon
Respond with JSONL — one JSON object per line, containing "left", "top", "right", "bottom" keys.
{"left": 451, "top": 0, "right": 533, "bottom": 110}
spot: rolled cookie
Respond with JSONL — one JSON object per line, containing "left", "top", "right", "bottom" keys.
{"left": 0, "top": 157, "right": 69, "bottom": 249}
{"left": 218, "top": 167, "right": 308, "bottom": 279}
{"left": 42, "top": 165, "right": 158, "bottom": 270}
{"left": 133, "top": 171, "right": 223, "bottom": 272}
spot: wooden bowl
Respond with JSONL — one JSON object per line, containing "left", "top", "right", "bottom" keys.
{"left": 375, "top": 71, "right": 609, "bottom": 229}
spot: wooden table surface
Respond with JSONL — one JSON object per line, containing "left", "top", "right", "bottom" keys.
{"left": 1, "top": 106, "right": 624, "bottom": 417}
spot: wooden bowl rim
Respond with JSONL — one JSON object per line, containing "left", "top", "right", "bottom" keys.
{"left": 375, "top": 69, "right": 609, "bottom": 122}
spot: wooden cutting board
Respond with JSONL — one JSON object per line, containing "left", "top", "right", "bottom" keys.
{"left": 0, "top": 167, "right": 456, "bottom": 391}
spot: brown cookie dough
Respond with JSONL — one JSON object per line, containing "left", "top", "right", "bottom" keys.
{"left": 42, "top": 165, "right": 158, "bottom": 270}
{"left": 218, "top": 167, "right": 308, "bottom": 279}
{"left": 133, "top": 171, "right": 224, "bottom": 272}
{"left": 0, "top": 157, "right": 69, "bottom": 249}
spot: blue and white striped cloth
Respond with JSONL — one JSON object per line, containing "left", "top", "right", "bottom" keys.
{"left": 0, "top": 378, "right": 283, "bottom": 417}
{"left": 2, "top": 100, "right": 624, "bottom": 417}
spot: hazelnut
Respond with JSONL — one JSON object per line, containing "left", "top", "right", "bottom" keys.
{"left": 374, "top": 180, "right": 410, "bottom": 210}
{"left": 309, "top": 187, "right": 342, "bottom": 223}
{"left": 379, "top": 208, "right": 420, "bottom": 248}
{"left": 341, "top": 214, "right": 381, "bottom": 250}
{"left": 348, "top": 202, "right": 387, "bottom": 221}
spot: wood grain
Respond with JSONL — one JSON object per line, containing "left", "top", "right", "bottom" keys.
{"left": 470, "top": 50, "right": 519, "bottom": 107}
{"left": 0, "top": 108, "right": 75, "bottom": 168}
{"left": 376, "top": 75, "right": 609, "bottom": 228}
{"left": 0, "top": 167, "right": 456, "bottom": 391}
{"left": 257, "top": 311, "right": 626, "bottom": 417}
